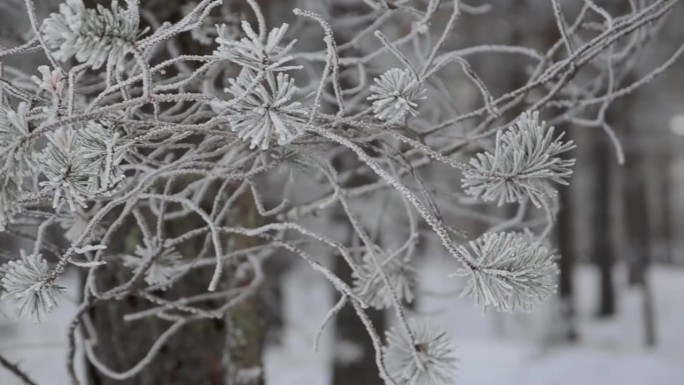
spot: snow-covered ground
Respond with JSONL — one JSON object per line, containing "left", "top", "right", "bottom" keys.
{"left": 2, "top": 262, "right": 683, "bottom": 385}
{"left": 0, "top": 270, "right": 83, "bottom": 385}
{"left": 266, "top": 258, "right": 684, "bottom": 385}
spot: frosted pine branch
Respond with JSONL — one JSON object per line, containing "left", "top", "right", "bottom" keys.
{"left": 383, "top": 319, "right": 458, "bottom": 385}
{"left": 462, "top": 111, "right": 576, "bottom": 207}
{"left": 0, "top": 101, "right": 33, "bottom": 178}
{"left": 0, "top": 180, "right": 21, "bottom": 231}
{"left": 222, "top": 71, "right": 307, "bottom": 149}
{"left": 41, "top": 0, "right": 140, "bottom": 70}
{"left": 123, "top": 238, "right": 185, "bottom": 287}
{"left": 38, "top": 128, "right": 101, "bottom": 210}
{"left": 0, "top": 251, "right": 66, "bottom": 322}
{"left": 352, "top": 250, "right": 415, "bottom": 310}
{"left": 368, "top": 68, "right": 427, "bottom": 122}
{"left": 0, "top": 0, "right": 678, "bottom": 382}
{"left": 453, "top": 232, "right": 559, "bottom": 312}
{"left": 215, "top": 21, "right": 297, "bottom": 72}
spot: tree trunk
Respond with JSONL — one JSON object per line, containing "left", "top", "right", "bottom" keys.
{"left": 331, "top": 256, "right": 386, "bottom": 385}
{"left": 85, "top": 2, "right": 273, "bottom": 384}
{"left": 85, "top": 268, "right": 232, "bottom": 385}
{"left": 622, "top": 145, "right": 657, "bottom": 347}
{"left": 658, "top": 160, "right": 673, "bottom": 264}
{"left": 650, "top": 154, "right": 672, "bottom": 264}
{"left": 557, "top": 161, "right": 578, "bottom": 341}
{"left": 322, "top": 3, "right": 387, "bottom": 383}
{"left": 331, "top": 220, "right": 386, "bottom": 385}
{"left": 592, "top": 136, "right": 616, "bottom": 317}
{"left": 618, "top": 105, "right": 657, "bottom": 347}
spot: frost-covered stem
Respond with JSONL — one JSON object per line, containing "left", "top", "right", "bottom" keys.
{"left": 539, "top": 198, "right": 556, "bottom": 241}
{"left": 551, "top": 0, "right": 575, "bottom": 57}
{"left": 293, "top": 8, "right": 346, "bottom": 117}
{"left": 314, "top": 294, "right": 347, "bottom": 352}
{"left": 32, "top": 215, "right": 57, "bottom": 256}
{"left": 0, "top": 62, "right": 3, "bottom": 102}
{"left": 264, "top": 239, "right": 367, "bottom": 306}
{"left": 138, "top": 0, "right": 222, "bottom": 49}
{"left": 423, "top": 54, "right": 498, "bottom": 117}
{"left": 308, "top": 126, "right": 473, "bottom": 270}
{"left": 387, "top": 130, "right": 468, "bottom": 171}
{"left": 349, "top": 299, "right": 398, "bottom": 385}
{"left": 245, "top": 0, "right": 267, "bottom": 42}
{"left": 339, "top": 196, "right": 424, "bottom": 369}
{"left": 0, "top": 354, "right": 39, "bottom": 385}
{"left": 22, "top": 0, "right": 61, "bottom": 69}
{"left": 0, "top": 36, "right": 40, "bottom": 58}
{"left": 488, "top": 199, "right": 529, "bottom": 233}
{"left": 248, "top": 179, "right": 289, "bottom": 216}
{"left": 420, "top": 0, "right": 460, "bottom": 79}
{"left": 374, "top": 31, "right": 419, "bottom": 80}
{"left": 67, "top": 64, "right": 87, "bottom": 116}
{"left": 131, "top": 45, "right": 153, "bottom": 101}
{"left": 66, "top": 301, "right": 93, "bottom": 385}
{"left": 139, "top": 194, "right": 223, "bottom": 291}
{"left": 85, "top": 319, "right": 188, "bottom": 381}
{"left": 217, "top": 222, "right": 362, "bottom": 278}
{"left": 559, "top": 40, "right": 684, "bottom": 108}
{"left": 600, "top": 122, "right": 625, "bottom": 165}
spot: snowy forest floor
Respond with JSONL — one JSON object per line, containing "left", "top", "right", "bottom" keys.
{"left": 2, "top": 262, "right": 683, "bottom": 385}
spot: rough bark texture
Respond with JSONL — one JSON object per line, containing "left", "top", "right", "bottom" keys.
{"left": 86, "top": 194, "right": 267, "bottom": 385}
{"left": 85, "top": 1, "right": 270, "bottom": 383}
{"left": 86, "top": 267, "right": 230, "bottom": 385}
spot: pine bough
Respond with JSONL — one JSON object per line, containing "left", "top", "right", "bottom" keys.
{"left": 0, "top": 0, "right": 680, "bottom": 384}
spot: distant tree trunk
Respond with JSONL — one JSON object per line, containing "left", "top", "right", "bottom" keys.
{"left": 624, "top": 170, "right": 651, "bottom": 286}
{"left": 592, "top": 136, "right": 616, "bottom": 317}
{"left": 556, "top": 152, "right": 578, "bottom": 341}
{"left": 326, "top": 3, "right": 387, "bottom": 383}
{"left": 649, "top": 154, "right": 673, "bottom": 264}
{"left": 617, "top": 99, "right": 657, "bottom": 347}
{"left": 623, "top": 149, "right": 657, "bottom": 347}
{"left": 332, "top": 229, "right": 386, "bottom": 385}
{"left": 659, "top": 160, "right": 673, "bottom": 264}
{"left": 659, "top": 161, "right": 673, "bottom": 264}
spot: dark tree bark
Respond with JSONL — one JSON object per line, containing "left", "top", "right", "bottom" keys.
{"left": 557, "top": 161, "right": 578, "bottom": 341}
{"left": 592, "top": 135, "right": 616, "bottom": 317}
{"left": 650, "top": 154, "right": 673, "bottom": 264}
{"left": 85, "top": 2, "right": 271, "bottom": 383}
{"left": 622, "top": 169, "right": 657, "bottom": 346}
{"left": 322, "top": 3, "right": 387, "bottom": 383}
{"left": 658, "top": 160, "right": 673, "bottom": 264}
{"left": 331, "top": 247, "right": 386, "bottom": 385}
{"left": 87, "top": 187, "right": 267, "bottom": 385}
{"left": 85, "top": 267, "right": 231, "bottom": 385}
{"left": 616, "top": 99, "right": 657, "bottom": 347}
{"left": 329, "top": 183, "right": 385, "bottom": 385}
